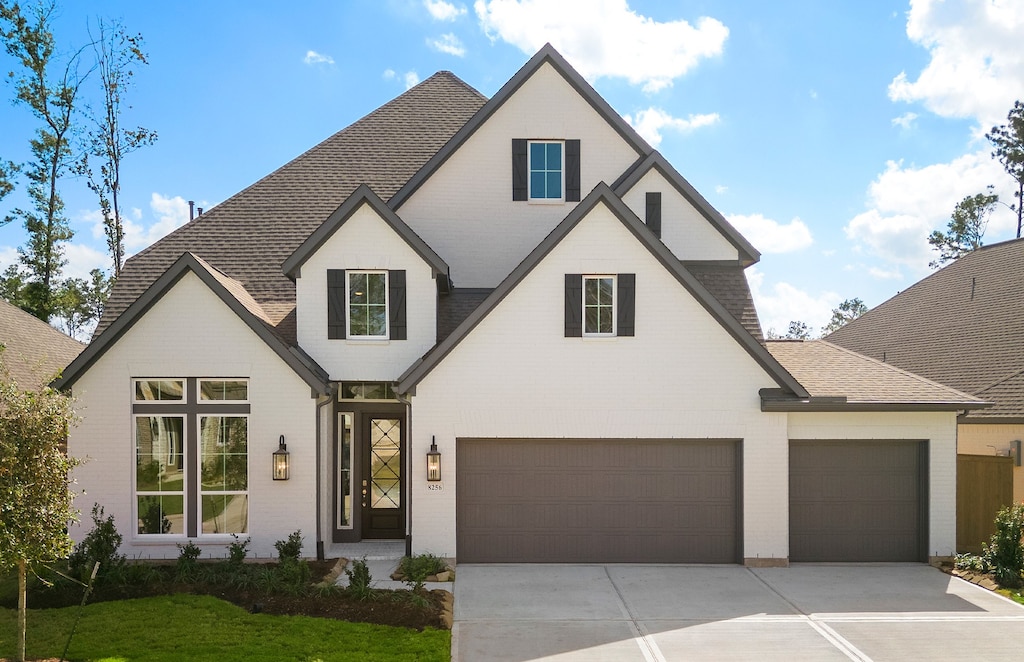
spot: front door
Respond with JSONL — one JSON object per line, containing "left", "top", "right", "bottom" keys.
{"left": 360, "top": 415, "right": 405, "bottom": 538}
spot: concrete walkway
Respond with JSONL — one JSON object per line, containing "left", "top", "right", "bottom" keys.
{"left": 453, "top": 564, "right": 1024, "bottom": 661}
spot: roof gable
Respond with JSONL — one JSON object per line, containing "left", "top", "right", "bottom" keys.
{"left": 283, "top": 184, "right": 448, "bottom": 281}
{"left": 55, "top": 252, "right": 330, "bottom": 394}
{"left": 389, "top": 43, "right": 653, "bottom": 210}
{"left": 396, "top": 182, "right": 807, "bottom": 396}
{"left": 613, "top": 151, "right": 759, "bottom": 265}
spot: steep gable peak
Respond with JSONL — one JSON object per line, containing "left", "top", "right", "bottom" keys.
{"left": 389, "top": 43, "right": 654, "bottom": 210}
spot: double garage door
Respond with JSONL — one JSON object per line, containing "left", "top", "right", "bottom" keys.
{"left": 457, "top": 438, "right": 927, "bottom": 563}
{"left": 457, "top": 439, "right": 741, "bottom": 563}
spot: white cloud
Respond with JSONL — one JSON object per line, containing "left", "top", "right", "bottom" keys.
{"left": 727, "top": 214, "right": 813, "bottom": 254}
{"left": 843, "top": 151, "right": 1015, "bottom": 273}
{"left": 303, "top": 50, "right": 335, "bottom": 66}
{"left": 888, "top": 0, "right": 1024, "bottom": 127}
{"left": 0, "top": 246, "right": 18, "bottom": 269}
{"left": 868, "top": 266, "right": 903, "bottom": 280}
{"left": 715, "top": 185, "right": 728, "bottom": 195}
{"left": 428, "top": 33, "right": 466, "bottom": 57}
{"left": 891, "top": 112, "right": 918, "bottom": 129}
{"left": 62, "top": 242, "right": 109, "bottom": 281}
{"left": 623, "top": 108, "right": 719, "bottom": 146}
{"left": 425, "top": 0, "right": 467, "bottom": 21}
{"left": 474, "top": 0, "right": 728, "bottom": 92}
{"left": 746, "top": 266, "right": 838, "bottom": 336}
{"left": 383, "top": 69, "right": 420, "bottom": 90}
{"left": 121, "top": 193, "right": 192, "bottom": 254}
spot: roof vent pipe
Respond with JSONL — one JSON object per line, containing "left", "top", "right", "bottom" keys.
{"left": 197, "top": 207, "right": 203, "bottom": 216}
{"left": 188, "top": 200, "right": 195, "bottom": 221}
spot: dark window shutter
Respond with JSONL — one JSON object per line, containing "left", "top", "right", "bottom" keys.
{"left": 645, "top": 192, "right": 662, "bottom": 238}
{"left": 564, "top": 274, "right": 582, "bottom": 337}
{"left": 327, "top": 269, "right": 346, "bottom": 339}
{"left": 389, "top": 270, "right": 407, "bottom": 340}
{"left": 617, "top": 273, "right": 635, "bottom": 337}
{"left": 566, "top": 139, "right": 581, "bottom": 202}
{"left": 512, "top": 139, "right": 528, "bottom": 201}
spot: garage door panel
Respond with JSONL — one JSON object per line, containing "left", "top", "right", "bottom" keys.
{"left": 790, "top": 440, "right": 925, "bottom": 562}
{"left": 457, "top": 439, "right": 740, "bottom": 563}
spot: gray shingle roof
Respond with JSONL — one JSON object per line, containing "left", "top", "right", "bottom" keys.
{"left": 827, "top": 238, "right": 1024, "bottom": 418}
{"left": 766, "top": 340, "right": 986, "bottom": 409}
{"left": 686, "top": 263, "right": 764, "bottom": 343}
{"left": 95, "top": 71, "right": 487, "bottom": 344}
{"left": 0, "top": 298, "right": 84, "bottom": 389}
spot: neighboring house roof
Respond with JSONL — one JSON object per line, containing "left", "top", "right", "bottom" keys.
{"left": 55, "top": 253, "right": 330, "bottom": 395}
{"left": 613, "top": 151, "right": 760, "bottom": 266}
{"left": 94, "top": 71, "right": 487, "bottom": 344}
{"left": 0, "top": 299, "right": 84, "bottom": 389}
{"left": 283, "top": 184, "right": 449, "bottom": 281}
{"left": 388, "top": 42, "right": 652, "bottom": 211}
{"left": 827, "top": 238, "right": 1024, "bottom": 420}
{"left": 396, "top": 183, "right": 808, "bottom": 397}
{"left": 763, "top": 340, "right": 988, "bottom": 412}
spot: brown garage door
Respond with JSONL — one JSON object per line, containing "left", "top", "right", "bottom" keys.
{"left": 457, "top": 439, "right": 741, "bottom": 563}
{"left": 789, "top": 440, "right": 927, "bottom": 562}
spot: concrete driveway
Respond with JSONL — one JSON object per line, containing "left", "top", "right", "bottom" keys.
{"left": 453, "top": 564, "right": 1024, "bottom": 661}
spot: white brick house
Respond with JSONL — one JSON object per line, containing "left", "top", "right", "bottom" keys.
{"left": 58, "top": 45, "right": 984, "bottom": 565}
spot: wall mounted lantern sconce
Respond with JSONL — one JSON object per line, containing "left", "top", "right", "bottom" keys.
{"left": 427, "top": 436, "right": 442, "bottom": 481}
{"left": 273, "top": 435, "right": 290, "bottom": 480}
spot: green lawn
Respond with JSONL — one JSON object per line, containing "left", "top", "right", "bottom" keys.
{"left": 998, "top": 587, "right": 1024, "bottom": 606}
{"left": 1, "top": 594, "right": 449, "bottom": 661}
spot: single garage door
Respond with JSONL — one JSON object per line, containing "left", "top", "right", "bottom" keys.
{"left": 790, "top": 440, "right": 927, "bottom": 562}
{"left": 457, "top": 438, "right": 740, "bottom": 563}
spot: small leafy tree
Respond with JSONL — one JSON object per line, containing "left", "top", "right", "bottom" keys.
{"left": 67, "top": 503, "right": 125, "bottom": 584}
{"left": 0, "top": 353, "right": 79, "bottom": 662}
{"left": 927, "top": 188, "right": 999, "bottom": 268}
{"left": 982, "top": 503, "right": 1024, "bottom": 588}
{"left": 986, "top": 100, "right": 1024, "bottom": 238}
{"left": 822, "top": 298, "right": 868, "bottom": 335}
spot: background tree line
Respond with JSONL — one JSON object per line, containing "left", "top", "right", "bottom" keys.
{"left": 0, "top": 0, "right": 156, "bottom": 338}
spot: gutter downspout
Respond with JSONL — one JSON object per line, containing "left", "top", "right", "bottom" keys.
{"left": 315, "top": 388, "right": 336, "bottom": 561}
{"left": 395, "top": 389, "right": 413, "bottom": 558}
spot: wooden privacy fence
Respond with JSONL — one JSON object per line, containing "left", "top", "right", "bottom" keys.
{"left": 957, "top": 454, "right": 1014, "bottom": 555}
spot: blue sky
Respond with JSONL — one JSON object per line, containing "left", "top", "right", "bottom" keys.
{"left": 1, "top": 0, "right": 1021, "bottom": 336}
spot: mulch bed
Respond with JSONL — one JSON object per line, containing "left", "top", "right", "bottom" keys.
{"left": 4, "top": 560, "right": 449, "bottom": 631}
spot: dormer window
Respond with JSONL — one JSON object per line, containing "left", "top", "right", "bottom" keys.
{"left": 348, "top": 271, "right": 388, "bottom": 338}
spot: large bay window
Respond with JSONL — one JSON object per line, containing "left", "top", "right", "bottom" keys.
{"left": 133, "top": 378, "right": 250, "bottom": 537}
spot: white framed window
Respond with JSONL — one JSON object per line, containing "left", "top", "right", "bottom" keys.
{"left": 347, "top": 270, "right": 389, "bottom": 339}
{"left": 529, "top": 141, "right": 564, "bottom": 201}
{"left": 132, "top": 378, "right": 249, "bottom": 538}
{"left": 583, "top": 275, "right": 616, "bottom": 336}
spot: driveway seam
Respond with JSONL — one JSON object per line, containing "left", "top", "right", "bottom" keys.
{"left": 747, "top": 567, "right": 873, "bottom": 662}
{"left": 604, "top": 565, "right": 666, "bottom": 662}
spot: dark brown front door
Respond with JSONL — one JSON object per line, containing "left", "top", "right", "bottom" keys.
{"left": 360, "top": 415, "right": 405, "bottom": 539}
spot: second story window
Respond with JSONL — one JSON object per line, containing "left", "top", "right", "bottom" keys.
{"left": 529, "top": 141, "right": 563, "bottom": 200}
{"left": 348, "top": 271, "right": 388, "bottom": 338}
{"left": 584, "top": 275, "right": 615, "bottom": 336}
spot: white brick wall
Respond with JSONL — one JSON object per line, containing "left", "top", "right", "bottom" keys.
{"left": 787, "top": 411, "right": 959, "bottom": 558}
{"left": 294, "top": 203, "right": 438, "bottom": 381}
{"left": 619, "top": 168, "right": 740, "bottom": 262}
{"left": 404, "top": 201, "right": 785, "bottom": 558}
{"left": 397, "top": 62, "right": 642, "bottom": 288}
{"left": 69, "top": 273, "right": 319, "bottom": 560}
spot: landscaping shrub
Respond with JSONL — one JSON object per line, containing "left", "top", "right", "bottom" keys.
{"left": 175, "top": 542, "right": 202, "bottom": 580}
{"left": 227, "top": 534, "right": 250, "bottom": 567}
{"left": 398, "top": 553, "right": 448, "bottom": 593}
{"left": 954, "top": 552, "right": 990, "bottom": 574}
{"left": 983, "top": 502, "right": 1024, "bottom": 588}
{"left": 345, "top": 558, "right": 373, "bottom": 600}
{"left": 274, "top": 530, "right": 304, "bottom": 565}
{"left": 68, "top": 504, "right": 126, "bottom": 584}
